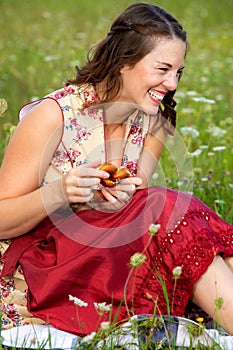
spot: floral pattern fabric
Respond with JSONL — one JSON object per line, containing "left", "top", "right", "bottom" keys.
{"left": 41, "top": 85, "right": 150, "bottom": 183}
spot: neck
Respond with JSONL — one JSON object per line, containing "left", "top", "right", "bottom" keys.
{"left": 95, "top": 82, "right": 139, "bottom": 124}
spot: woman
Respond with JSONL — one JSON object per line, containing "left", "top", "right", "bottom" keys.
{"left": 0, "top": 2, "right": 233, "bottom": 337}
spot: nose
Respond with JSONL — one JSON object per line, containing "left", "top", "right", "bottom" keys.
{"left": 162, "top": 71, "right": 179, "bottom": 91}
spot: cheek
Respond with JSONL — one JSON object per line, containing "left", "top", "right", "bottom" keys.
{"left": 139, "top": 66, "right": 158, "bottom": 84}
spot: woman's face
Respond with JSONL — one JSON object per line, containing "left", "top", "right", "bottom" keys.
{"left": 117, "top": 37, "right": 186, "bottom": 114}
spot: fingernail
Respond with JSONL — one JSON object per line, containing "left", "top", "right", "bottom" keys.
{"left": 103, "top": 172, "right": 110, "bottom": 178}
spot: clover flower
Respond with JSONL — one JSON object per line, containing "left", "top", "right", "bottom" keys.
{"left": 93, "top": 302, "right": 112, "bottom": 315}
{"left": 68, "top": 295, "right": 88, "bottom": 307}
{"left": 130, "top": 252, "right": 146, "bottom": 268}
{"left": 172, "top": 266, "right": 182, "bottom": 279}
{"left": 149, "top": 223, "right": 161, "bottom": 236}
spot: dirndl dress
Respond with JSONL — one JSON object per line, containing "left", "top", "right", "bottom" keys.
{"left": 0, "top": 85, "right": 233, "bottom": 336}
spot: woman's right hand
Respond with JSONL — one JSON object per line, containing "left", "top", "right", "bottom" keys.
{"left": 61, "top": 160, "right": 110, "bottom": 205}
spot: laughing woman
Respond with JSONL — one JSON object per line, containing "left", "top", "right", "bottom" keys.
{"left": 0, "top": 2, "right": 233, "bottom": 337}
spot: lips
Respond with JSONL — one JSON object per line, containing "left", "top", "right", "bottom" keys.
{"left": 148, "top": 89, "right": 166, "bottom": 104}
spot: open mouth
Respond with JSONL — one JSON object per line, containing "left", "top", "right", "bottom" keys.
{"left": 148, "top": 89, "right": 166, "bottom": 104}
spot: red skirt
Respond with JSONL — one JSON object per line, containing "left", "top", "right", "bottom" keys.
{"left": 1, "top": 187, "right": 233, "bottom": 335}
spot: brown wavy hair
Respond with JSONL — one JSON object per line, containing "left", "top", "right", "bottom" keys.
{"left": 67, "top": 2, "right": 187, "bottom": 127}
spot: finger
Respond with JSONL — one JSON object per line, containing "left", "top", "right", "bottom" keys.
{"left": 101, "top": 189, "right": 130, "bottom": 207}
{"left": 66, "top": 184, "right": 93, "bottom": 200}
{"left": 114, "top": 183, "right": 136, "bottom": 194}
{"left": 76, "top": 166, "right": 109, "bottom": 180}
{"left": 119, "top": 176, "right": 142, "bottom": 186}
{"left": 100, "top": 187, "right": 118, "bottom": 204}
{"left": 68, "top": 191, "right": 94, "bottom": 204}
{"left": 63, "top": 172, "right": 101, "bottom": 190}
{"left": 76, "top": 176, "right": 102, "bottom": 188}
{"left": 115, "top": 191, "right": 130, "bottom": 203}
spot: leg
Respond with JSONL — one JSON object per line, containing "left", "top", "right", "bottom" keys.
{"left": 224, "top": 255, "right": 233, "bottom": 272}
{"left": 191, "top": 255, "right": 233, "bottom": 335}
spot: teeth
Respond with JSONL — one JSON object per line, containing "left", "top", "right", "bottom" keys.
{"left": 148, "top": 90, "right": 164, "bottom": 102}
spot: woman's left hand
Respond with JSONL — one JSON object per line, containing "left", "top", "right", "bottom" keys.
{"left": 92, "top": 176, "right": 142, "bottom": 211}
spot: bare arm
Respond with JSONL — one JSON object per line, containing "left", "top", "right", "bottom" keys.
{"left": 0, "top": 99, "right": 110, "bottom": 239}
{"left": 0, "top": 99, "right": 65, "bottom": 238}
{"left": 137, "top": 129, "right": 167, "bottom": 188}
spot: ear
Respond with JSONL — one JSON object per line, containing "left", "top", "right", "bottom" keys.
{"left": 120, "top": 65, "right": 130, "bottom": 74}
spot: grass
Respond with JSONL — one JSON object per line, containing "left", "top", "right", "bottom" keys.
{"left": 0, "top": 0, "right": 233, "bottom": 348}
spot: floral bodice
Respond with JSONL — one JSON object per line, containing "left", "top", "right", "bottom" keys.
{"left": 19, "top": 85, "right": 152, "bottom": 184}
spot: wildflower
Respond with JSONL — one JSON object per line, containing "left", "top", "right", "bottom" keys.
{"left": 129, "top": 252, "right": 146, "bottom": 268}
{"left": 100, "top": 321, "right": 111, "bottom": 331}
{"left": 180, "top": 126, "right": 200, "bottom": 138}
{"left": 68, "top": 295, "right": 88, "bottom": 307}
{"left": 201, "top": 177, "right": 209, "bottom": 182}
{"left": 175, "top": 91, "right": 186, "bottom": 98}
{"left": 152, "top": 172, "right": 159, "bottom": 180}
{"left": 149, "top": 223, "right": 161, "bottom": 236}
{"left": 187, "top": 149, "right": 202, "bottom": 158}
{"left": 192, "top": 97, "right": 215, "bottom": 104}
{"left": 82, "top": 331, "right": 96, "bottom": 343}
{"left": 186, "top": 90, "right": 197, "bottom": 96}
{"left": 207, "top": 125, "right": 226, "bottom": 138}
{"left": 181, "top": 108, "right": 195, "bottom": 114}
{"left": 214, "top": 199, "right": 225, "bottom": 205}
{"left": 177, "top": 180, "right": 185, "bottom": 188}
{"left": 216, "top": 94, "right": 224, "bottom": 101}
{"left": 196, "top": 317, "right": 204, "bottom": 324}
{"left": 220, "top": 117, "right": 233, "bottom": 126}
{"left": 212, "top": 146, "right": 226, "bottom": 152}
{"left": 0, "top": 99, "right": 8, "bottom": 117}
{"left": 172, "top": 266, "right": 182, "bottom": 279}
{"left": 44, "top": 54, "right": 60, "bottom": 62}
{"left": 207, "top": 152, "right": 215, "bottom": 157}
{"left": 93, "top": 302, "right": 112, "bottom": 315}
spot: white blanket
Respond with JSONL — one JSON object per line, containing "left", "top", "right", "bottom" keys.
{"left": 1, "top": 317, "right": 233, "bottom": 349}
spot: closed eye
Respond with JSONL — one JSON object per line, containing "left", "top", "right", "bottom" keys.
{"left": 177, "top": 68, "right": 185, "bottom": 79}
{"left": 158, "top": 68, "right": 168, "bottom": 72}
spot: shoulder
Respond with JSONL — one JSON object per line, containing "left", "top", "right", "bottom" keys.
{"left": 18, "top": 97, "right": 63, "bottom": 133}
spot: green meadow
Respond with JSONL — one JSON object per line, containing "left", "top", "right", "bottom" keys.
{"left": 0, "top": 0, "right": 232, "bottom": 218}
